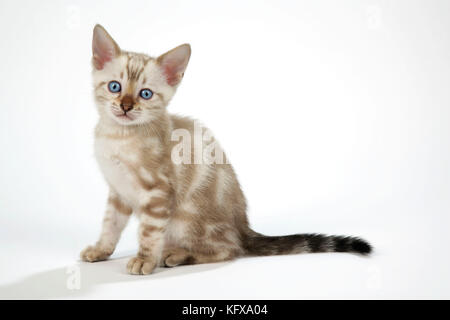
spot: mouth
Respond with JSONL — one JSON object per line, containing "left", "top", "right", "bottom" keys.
{"left": 116, "top": 113, "right": 134, "bottom": 120}
{"left": 112, "top": 110, "right": 135, "bottom": 122}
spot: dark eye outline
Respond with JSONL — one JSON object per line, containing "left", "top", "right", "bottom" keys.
{"left": 139, "top": 88, "right": 153, "bottom": 100}
{"left": 108, "top": 81, "right": 121, "bottom": 93}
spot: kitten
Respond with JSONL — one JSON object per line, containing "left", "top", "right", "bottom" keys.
{"left": 81, "top": 25, "right": 372, "bottom": 275}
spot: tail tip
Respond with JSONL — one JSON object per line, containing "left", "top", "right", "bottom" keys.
{"left": 351, "top": 238, "right": 372, "bottom": 255}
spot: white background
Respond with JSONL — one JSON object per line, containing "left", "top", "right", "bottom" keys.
{"left": 0, "top": 0, "right": 449, "bottom": 299}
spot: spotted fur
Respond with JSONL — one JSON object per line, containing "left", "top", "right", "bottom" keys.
{"left": 80, "top": 25, "right": 372, "bottom": 275}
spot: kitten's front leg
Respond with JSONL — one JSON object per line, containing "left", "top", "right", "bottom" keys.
{"left": 127, "top": 189, "right": 171, "bottom": 275}
{"left": 81, "top": 191, "right": 132, "bottom": 262}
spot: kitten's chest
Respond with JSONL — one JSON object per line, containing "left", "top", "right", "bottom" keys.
{"left": 94, "top": 137, "right": 141, "bottom": 205}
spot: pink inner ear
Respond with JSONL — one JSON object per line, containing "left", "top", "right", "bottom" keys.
{"left": 158, "top": 44, "right": 191, "bottom": 86}
{"left": 93, "top": 39, "right": 114, "bottom": 70}
{"left": 162, "top": 62, "right": 181, "bottom": 86}
{"left": 92, "top": 26, "right": 118, "bottom": 70}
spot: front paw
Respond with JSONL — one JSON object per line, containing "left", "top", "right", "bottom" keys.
{"left": 80, "top": 245, "right": 112, "bottom": 262}
{"left": 127, "top": 256, "right": 157, "bottom": 275}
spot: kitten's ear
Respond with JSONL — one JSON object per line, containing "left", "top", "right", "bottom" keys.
{"left": 92, "top": 24, "right": 121, "bottom": 70}
{"left": 157, "top": 44, "right": 191, "bottom": 86}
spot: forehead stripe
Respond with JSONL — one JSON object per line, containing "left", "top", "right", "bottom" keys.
{"left": 126, "top": 54, "right": 153, "bottom": 82}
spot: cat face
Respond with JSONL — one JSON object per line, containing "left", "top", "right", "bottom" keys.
{"left": 91, "top": 25, "right": 191, "bottom": 126}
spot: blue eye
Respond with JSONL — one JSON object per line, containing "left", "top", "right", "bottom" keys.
{"left": 140, "top": 89, "right": 153, "bottom": 100}
{"left": 108, "top": 81, "right": 121, "bottom": 93}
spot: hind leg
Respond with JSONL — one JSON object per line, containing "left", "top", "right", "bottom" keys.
{"left": 161, "top": 247, "right": 237, "bottom": 267}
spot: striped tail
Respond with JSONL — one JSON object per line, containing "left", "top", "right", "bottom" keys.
{"left": 244, "top": 232, "right": 372, "bottom": 256}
